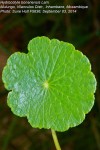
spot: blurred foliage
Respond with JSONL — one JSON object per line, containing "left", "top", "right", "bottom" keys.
{"left": 0, "top": 0, "right": 100, "bottom": 149}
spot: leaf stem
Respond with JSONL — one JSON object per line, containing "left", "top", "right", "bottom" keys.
{"left": 51, "top": 129, "right": 61, "bottom": 150}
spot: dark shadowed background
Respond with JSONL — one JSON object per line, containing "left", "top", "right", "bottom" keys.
{"left": 0, "top": 0, "right": 100, "bottom": 150}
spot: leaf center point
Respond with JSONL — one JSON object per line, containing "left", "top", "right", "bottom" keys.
{"left": 43, "top": 80, "right": 49, "bottom": 89}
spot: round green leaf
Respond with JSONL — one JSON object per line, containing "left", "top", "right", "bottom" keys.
{"left": 2, "top": 36, "right": 97, "bottom": 131}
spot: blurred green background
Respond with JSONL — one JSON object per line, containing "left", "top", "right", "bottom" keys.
{"left": 0, "top": 0, "right": 100, "bottom": 150}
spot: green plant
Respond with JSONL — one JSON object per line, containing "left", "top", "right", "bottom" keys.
{"left": 2, "top": 36, "right": 96, "bottom": 150}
